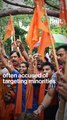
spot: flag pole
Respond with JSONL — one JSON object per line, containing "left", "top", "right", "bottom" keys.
{"left": 14, "top": 34, "right": 15, "bottom": 41}
{"left": 11, "top": 35, "right": 14, "bottom": 51}
{"left": 44, "top": 5, "right": 59, "bottom": 71}
{"left": 44, "top": 4, "right": 66, "bottom": 120}
{"left": 17, "top": 36, "right": 24, "bottom": 60}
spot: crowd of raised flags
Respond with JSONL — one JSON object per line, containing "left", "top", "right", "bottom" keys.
{"left": 3, "top": 0, "right": 67, "bottom": 59}
{"left": 0, "top": 1, "right": 66, "bottom": 120}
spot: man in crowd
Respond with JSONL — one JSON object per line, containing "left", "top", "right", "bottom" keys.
{"left": 41, "top": 62, "right": 58, "bottom": 120}
{"left": 0, "top": 41, "right": 40, "bottom": 120}
{"left": 34, "top": 44, "right": 67, "bottom": 120}
{"left": 10, "top": 51, "right": 21, "bottom": 71}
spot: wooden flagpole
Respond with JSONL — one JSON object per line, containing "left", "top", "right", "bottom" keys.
{"left": 43, "top": 4, "right": 67, "bottom": 120}
{"left": 44, "top": 6, "right": 59, "bottom": 71}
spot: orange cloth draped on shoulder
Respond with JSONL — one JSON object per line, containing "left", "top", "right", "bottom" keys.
{"left": 4, "top": 15, "right": 15, "bottom": 41}
{"left": 38, "top": 80, "right": 46, "bottom": 120}
{"left": 26, "top": 0, "right": 49, "bottom": 52}
{"left": 15, "top": 77, "right": 33, "bottom": 115}
{"left": 32, "top": 61, "right": 46, "bottom": 106}
{"left": 38, "top": 83, "right": 46, "bottom": 105}
{"left": 15, "top": 77, "right": 22, "bottom": 115}
{"left": 0, "top": 75, "right": 15, "bottom": 120}
{"left": 60, "top": 0, "right": 67, "bottom": 26}
{"left": 26, "top": 80, "right": 33, "bottom": 109}
{"left": 34, "top": 68, "right": 45, "bottom": 120}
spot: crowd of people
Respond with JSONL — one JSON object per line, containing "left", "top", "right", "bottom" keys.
{"left": 0, "top": 38, "right": 67, "bottom": 120}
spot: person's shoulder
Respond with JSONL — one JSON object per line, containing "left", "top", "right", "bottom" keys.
{"left": 0, "top": 67, "right": 9, "bottom": 75}
{"left": 11, "top": 69, "right": 19, "bottom": 75}
{"left": 51, "top": 72, "right": 57, "bottom": 81}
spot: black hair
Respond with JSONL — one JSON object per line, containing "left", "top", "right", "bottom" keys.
{"left": 20, "top": 61, "right": 29, "bottom": 68}
{"left": 4, "top": 55, "right": 9, "bottom": 59}
{"left": 42, "top": 62, "right": 55, "bottom": 71}
{"left": 56, "top": 44, "right": 67, "bottom": 52}
{"left": 10, "top": 51, "right": 20, "bottom": 58}
{"left": 44, "top": 56, "right": 49, "bottom": 62}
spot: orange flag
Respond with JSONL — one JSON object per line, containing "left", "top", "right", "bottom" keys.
{"left": 26, "top": 8, "right": 39, "bottom": 51}
{"left": 26, "top": 0, "right": 49, "bottom": 51}
{"left": 35, "top": 0, "right": 49, "bottom": 32}
{"left": 4, "top": 15, "right": 15, "bottom": 41}
{"left": 38, "top": 22, "right": 55, "bottom": 59}
{"left": 60, "top": 0, "right": 67, "bottom": 26}
{"left": 38, "top": 22, "right": 51, "bottom": 59}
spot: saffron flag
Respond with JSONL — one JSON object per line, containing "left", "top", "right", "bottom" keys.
{"left": 60, "top": 0, "right": 67, "bottom": 26}
{"left": 4, "top": 15, "right": 15, "bottom": 41}
{"left": 35, "top": 0, "right": 49, "bottom": 32}
{"left": 38, "top": 22, "right": 55, "bottom": 59}
{"left": 26, "top": 9, "right": 39, "bottom": 51}
{"left": 26, "top": 0, "right": 49, "bottom": 51}
{"left": 38, "top": 22, "right": 51, "bottom": 59}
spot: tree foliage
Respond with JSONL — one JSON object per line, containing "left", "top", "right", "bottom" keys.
{"left": 0, "top": 0, "right": 67, "bottom": 55}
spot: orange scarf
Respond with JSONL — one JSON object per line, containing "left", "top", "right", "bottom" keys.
{"left": 15, "top": 77, "right": 22, "bottom": 115}
{"left": 15, "top": 77, "right": 33, "bottom": 115}
{"left": 39, "top": 83, "right": 46, "bottom": 120}
{"left": 38, "top": 83, "right": 46, "bottom": 105}
{"left": 26, "top": 79, "right": 33, "bottom": 109}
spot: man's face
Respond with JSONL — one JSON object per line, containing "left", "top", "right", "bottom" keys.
{"left": 42, "top": 65, "right": 53, "bottom": 78}
{"left": 19, "top": 63, "right": 28, "bottom": 74}
{"left": 10, "top": 52, "right": 19, "bottom": 66}
{"left": 57, "top": 48, "right": 67, "bottom": 65}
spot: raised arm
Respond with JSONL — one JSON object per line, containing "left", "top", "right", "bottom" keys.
{"left": 34, "top": 87, "right": 56, "bottom": 114}
{"left": 16, "top": 39, "right": 29, "bottom": 61}
{"left": 0, "top": 38, "right": 7, "bottom": 57}
{"left": 0, "top": 40, "right": 14, "bottom": 73}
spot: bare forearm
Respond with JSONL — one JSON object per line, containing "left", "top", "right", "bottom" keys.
{"left": 28, "top": 63, "right": 34, "bottom": 74}
{"left": 0, "top": 54, "right": 14, "bottom": 73}
{"left": 21, "top": 50, "right": 28, "bottom": 61}
{"left": 34, "top": 92, "right": 54, "bottom": 114}
{"left": 19, "top": 44, "right": 28, "bottom": 61}
{"left": 41, "top": 93, "right": 53, "bottom": 109}
{"left": 35, "top": 88, "right": 55, "bottom": 114}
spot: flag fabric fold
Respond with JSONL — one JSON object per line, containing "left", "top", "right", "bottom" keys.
{"left": 4, "top": 15, "right": 15, "bottom": 41}
{"left": 38, "top": 22, "right": 52, "bottom": 59}
{"left": 26, "top": 0, "right": 48, "bottom": 51}
{"left": 26, "top": 9, "right": 39, "bottom": 51}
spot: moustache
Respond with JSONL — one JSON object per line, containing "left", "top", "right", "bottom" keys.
{"left": 12, "top": 60, "right": 17, "bottom": 62}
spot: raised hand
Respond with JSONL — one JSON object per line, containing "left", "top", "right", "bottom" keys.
{"left": 11, "top": 40, "right": 17, "bottom": 51}
{"left": 56, "top": 71, "right": 67, "bottom": 101}
{"left": 16, "top": 39, "right": 22, "bottom": 47}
